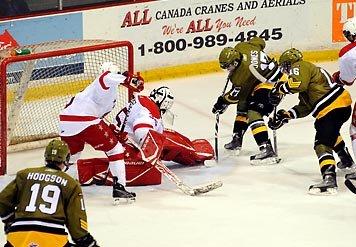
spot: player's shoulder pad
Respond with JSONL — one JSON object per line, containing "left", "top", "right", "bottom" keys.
{"left": 137, "top": 95, "right": 161, "bottom": 119}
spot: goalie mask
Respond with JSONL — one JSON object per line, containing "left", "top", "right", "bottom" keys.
{"left": 343, "top": 17, "right": 356, "bottom": 42}
{"left": 279, "top": 48, "right": 303, "bottom": 74}
{"left": 149, "top": 86, "right": 174, "bottom": 114}
{"left": 219, "top": 47, "right": 242, "bottom": 72}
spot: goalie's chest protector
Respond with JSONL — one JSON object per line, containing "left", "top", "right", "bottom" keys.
{"left": 125, "top": 95, "right": 163, "bottom": 133}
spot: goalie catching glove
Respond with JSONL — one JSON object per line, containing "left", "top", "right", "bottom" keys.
{"left": 212, "top": 96, "right": 228, "bottom": 114}
{"left": 122, "top": 71, "right": 144, "bottom": 92}
{"left": 268, "top": 109, "right": 292, "bottom": 130}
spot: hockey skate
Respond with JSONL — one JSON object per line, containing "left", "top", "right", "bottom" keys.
{"left": 112, "top": 178, "right": 136, "bottom": 205}
{"left": 224, "top": 133, "right": 242, "bottom": 155}
{"left": 336, "top": 147, "right": 356, "bottom": 173}
{"left": 308, "top": 174, "right": 337, "bottom": 195}
{"left": 250, "top": 142, "right": 281, "bottom": 165}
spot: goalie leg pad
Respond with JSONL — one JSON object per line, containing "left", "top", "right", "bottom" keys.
{"left": 77, "top": 156, "right": 162, "bottom": 186}
{"left": 162, "top": 129, "right": 214, "bottom": 165}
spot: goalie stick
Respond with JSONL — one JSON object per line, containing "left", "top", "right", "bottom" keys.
{"left": 155, "top": 160, "right": 223, "bottom": 196}
{"left": 132, "top": 130, "right": 223, "bottom": 196}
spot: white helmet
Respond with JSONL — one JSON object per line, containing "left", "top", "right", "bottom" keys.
{"left": 343, "top": 17, "right": 356, "bottom": 42}
{"left": 99, "top": 61, "right": 119, "bottom": 74}
{"left": 149, "top": 86, "right": 174, "bottom": 113}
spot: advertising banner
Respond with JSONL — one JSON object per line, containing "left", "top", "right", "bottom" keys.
{"left": 83, "top": 0, "right": 345, "bottom": 70}
{"left": 1, "top": 1, "right": 354, "bottom": 72}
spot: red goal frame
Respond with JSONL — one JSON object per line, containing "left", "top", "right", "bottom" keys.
{"left": 0, "top": 40, "right": 134, "bottom": 175}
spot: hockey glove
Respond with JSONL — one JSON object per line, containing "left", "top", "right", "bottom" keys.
{"left": 268, "top": 88, "right": 283, "bottom": 106}
{"left": 122, "top": 71, "right": 144, "bottom": 92}
{"left": 74, "top": 233, "right": 99, "bottom": 247}
{"left": 268, "top": 109, "right": 291, "bottom": 130}
{"left": 212, "top": 96, "right": 228, "bottom": 114}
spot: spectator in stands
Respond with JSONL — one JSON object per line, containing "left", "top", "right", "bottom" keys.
{"left": 0, "top": 0, "right": 30, "bottom": 17}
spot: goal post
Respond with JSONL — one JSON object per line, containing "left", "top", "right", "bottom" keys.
{"left": 0, "top": 40, "right": 135, "bottom": 175}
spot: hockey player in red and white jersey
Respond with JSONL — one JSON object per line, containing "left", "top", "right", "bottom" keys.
{"left": 115, "top": 86, "right": 173, "bottom": 147}
{"left": 75, "top": 86, "right": 214, "bottom": 187}
{"left": 333, "top": 17, "right": 356, "bottom": 192}
{"left": 59, "top": 62, "right": 143, "bottom": 204}
{"left": 115, "top": 85, "right": 214, "bottom": 163}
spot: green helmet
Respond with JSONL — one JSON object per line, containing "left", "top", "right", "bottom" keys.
{"left": 279, "top": 48, "right": 303, "bottom": 65}
{"left": 219, "top": 47, "right": 242, "bottom": 69}
{"left": 44, "top": 139, "right": 70, "bottom": 163}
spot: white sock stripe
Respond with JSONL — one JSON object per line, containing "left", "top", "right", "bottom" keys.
{"left": 12, "top": 220, "right": 65, "bottom": 229}
{"left": 318, "top": 153, "right": 333, "bottom": 161}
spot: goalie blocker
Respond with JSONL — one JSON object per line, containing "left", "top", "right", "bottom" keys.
{"left": 77, "top": 129, "right": 215, "bottom": 186}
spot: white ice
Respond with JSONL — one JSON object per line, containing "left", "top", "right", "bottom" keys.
{"left": 1, "top": 61, "right": 356, "bottom": 247}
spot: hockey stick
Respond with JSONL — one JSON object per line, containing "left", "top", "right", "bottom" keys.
{"left": 214, "top": 76, "right": 230, "bottom": 161}
{"left": 128, "top": 134, "right": 223, "bottom": 196}
{"left": 272, "top": 107, "right": 278, "bottom": 156}
{"left": 249, "top": 64, "right": 279, "bottom": 154}
{"left": 345, "top": 179, "right": 356, "bottom": 194}
{"left": 345, "top": 173, "right": 356, "bottom": 194}
{"left": 155, "top": 160, "right": 223, "bottom": 196}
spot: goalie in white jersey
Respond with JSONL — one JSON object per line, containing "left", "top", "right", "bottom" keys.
{"left": 115, "top": 86, "right": 174, "bottom": 148}
{"left": 59, "top": 62, "right": 143, "bottom": 204}
{"left": 332, "top": 17, "right": 356, "bottom": 192}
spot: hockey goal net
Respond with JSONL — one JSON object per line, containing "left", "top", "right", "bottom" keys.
{"left": 0, "top": 40, "right": 135, "bottom": 175}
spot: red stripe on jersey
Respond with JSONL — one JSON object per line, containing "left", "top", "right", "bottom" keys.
{"left": 108, "top": 153, "right": 125, "bottom": 161}
{"left": 133, "top": 123, "right": 153, "bottom": 132}
{"left": 99, "top": 71, "right": 110, "bottom": 90}
{"left": 59, "top": 115, "right": 98, "bottom": 121}
{"left": 339, "top": 42, "right": 356, "bottom": 57}
{"left": 138, "top": 95, "right": 161, "bottom": 119}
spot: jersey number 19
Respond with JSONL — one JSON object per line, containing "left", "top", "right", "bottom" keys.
{"left": 25, "top": 183, "right": 60, "bottom": 215}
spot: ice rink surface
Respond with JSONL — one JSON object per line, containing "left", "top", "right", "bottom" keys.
{"left": 1, "top": 61, "right": 356, "bottom": 247}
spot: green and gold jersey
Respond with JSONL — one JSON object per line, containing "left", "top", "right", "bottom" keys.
{"left": 278, "top": 60, "right": 352, "bottom": 119}
{"left": 0, "top": 166, "right": 88, "bottom": 239}
{"left": 224, "top": 37, "right": 279, "bottom": 111}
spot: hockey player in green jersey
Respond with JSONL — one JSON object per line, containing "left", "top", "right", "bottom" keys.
{"left": 212, "top": 37, "right": 282, "bottom": 165}
{"left": 0, "top": 139, "right": 99, "bottom": 247}
{"left": 268, "top": 48, "right": 355, "bottom": 195}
